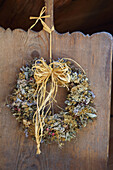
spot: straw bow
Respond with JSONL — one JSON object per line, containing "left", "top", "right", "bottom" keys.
{"left": 32, "top": 58, "right": 71, "bottom": 154}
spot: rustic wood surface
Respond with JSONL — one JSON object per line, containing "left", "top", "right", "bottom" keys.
{"left": 0, "top": 28, "right": 112, "bottom": 170}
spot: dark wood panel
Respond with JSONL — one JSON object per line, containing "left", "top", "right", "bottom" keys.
{"left": 54, "top": 0, "right": 113, "bottom": 34}
{"left": 0, "top": 0, "right": 113, "bottom": 35}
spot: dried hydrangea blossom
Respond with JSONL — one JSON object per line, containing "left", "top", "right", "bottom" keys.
{"left": 7, "top": 58, "right": 97, "bottom": 148}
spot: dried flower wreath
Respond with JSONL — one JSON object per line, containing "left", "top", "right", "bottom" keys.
{"left": 7, "top": 6, "right": 97, "bottom": 154}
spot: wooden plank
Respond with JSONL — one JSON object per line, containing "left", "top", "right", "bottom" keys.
{"left": 45, "top": 0, "right": 54, "bottom": 28}
{"left": 0, "top": 27, "right": 112, "bottom": 170}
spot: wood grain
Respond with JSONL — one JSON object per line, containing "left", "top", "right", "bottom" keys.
{"left": 45, "top": 0, "right": 54, "bottom": 28}
{"left": 0, "top": 27, "right": 112, "bottom": 170}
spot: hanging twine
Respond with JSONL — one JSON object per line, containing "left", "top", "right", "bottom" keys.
{"left": 30, "top": 6, "right": 54, "bottom": 63}
{"left": 30, "top": 6, "right": 85, "bottom": 154}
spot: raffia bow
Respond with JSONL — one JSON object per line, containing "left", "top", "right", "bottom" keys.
{"left": 32, "top": 58, "right": 71, "bottom": 154}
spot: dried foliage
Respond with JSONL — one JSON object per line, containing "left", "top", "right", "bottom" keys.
{"left": 7, "top": 58, "right": 96, "bottom": 151}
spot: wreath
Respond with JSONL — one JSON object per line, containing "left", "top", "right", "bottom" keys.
{"left": 7, "top": 6, "right": 97, "bottom": 154}
{"left": 8, "top": 57, "right": 96, "bottom": 154}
